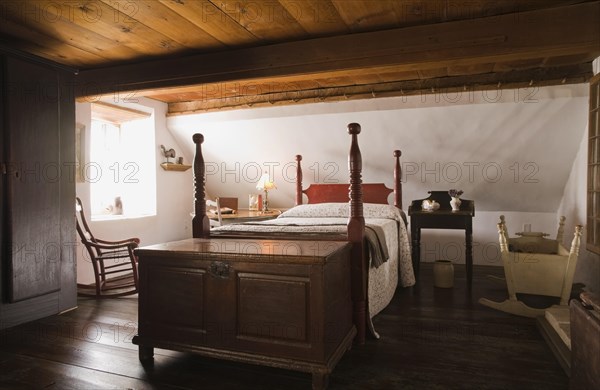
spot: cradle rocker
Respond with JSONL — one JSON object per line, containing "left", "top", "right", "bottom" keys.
{"left": 479, "top": 216, "right": 583, "bottom": 318}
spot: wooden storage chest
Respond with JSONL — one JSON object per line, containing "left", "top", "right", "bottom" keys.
{"left": 133, "top": 238, "right": 354, "bottom": 389}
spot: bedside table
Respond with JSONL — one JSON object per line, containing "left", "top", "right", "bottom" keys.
{"left": 408, "top": 191, "right": 475, "bottom": 288}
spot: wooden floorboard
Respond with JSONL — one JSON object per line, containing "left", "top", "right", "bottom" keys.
{"left": 0, "top": 264, "right": 568, "bottom": 389}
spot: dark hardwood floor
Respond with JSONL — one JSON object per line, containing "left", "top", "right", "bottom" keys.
{"left": 0, "top": 264, "right": 568, "bottom": 390}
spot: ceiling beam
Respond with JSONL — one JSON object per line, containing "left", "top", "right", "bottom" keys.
{"left": 75, "top": 1, "right": 600, "bottom": 99}
{"left": 166, "top": 63, "right": 593, "bottom": 115}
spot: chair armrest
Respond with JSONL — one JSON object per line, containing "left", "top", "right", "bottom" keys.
{"left": 87, "top": 241, "right": 138, "bottom": 251}
{"left": 95, "top": 237, "right": 140, "bottom": 246}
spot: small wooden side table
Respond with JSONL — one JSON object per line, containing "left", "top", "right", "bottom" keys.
{"left": 408, "top": 191, "right": 475, "bottom": 288}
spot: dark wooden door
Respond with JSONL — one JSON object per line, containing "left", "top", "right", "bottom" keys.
{"left": 0, "top": 53, "right": 76, "bottom": 329}
{"left": 4, "top": 56, "right": 62, "bottom": 302}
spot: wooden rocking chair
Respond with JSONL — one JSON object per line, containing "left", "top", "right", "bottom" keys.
{"left": 76, "top": 197, "right": 140, "bottom": 298}
{"left": 479, "top": 215, "right": 583, "bottom": 318}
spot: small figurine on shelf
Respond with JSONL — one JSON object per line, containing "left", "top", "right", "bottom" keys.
{"left": 159, "top": 147, "right": 191, "bottom": 171}
{"left": 448, "top": 189, "right": 463, "bottom": 211}
{"left": 160, "top": 145, "right": 176, "bottom": 163}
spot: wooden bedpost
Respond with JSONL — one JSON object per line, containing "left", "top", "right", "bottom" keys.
{"left": 295, "top": 155, "right": 303, "bottom": 206}
{"left": 192, "top": 133, "right": 210, "bottom": 238}
{"left": 393, "top": 150, "right": 402, "bottom": 209}
{"left": 347, "top": 123, "right": 366, "bottom": 345}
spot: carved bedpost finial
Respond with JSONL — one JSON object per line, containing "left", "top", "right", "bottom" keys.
{"left": 193, "top": 133, "right": 204, "bottom": 145}
{"left": 498, "top": 215, "right": 508, "bottom": 238}
{"left": 295, "top": 155, "right": 303, "bottom": 206}
{"left": 498, "top": 215, "right": 508, "bottom": 243}
{"left": 347, "top": 122, "right": 361, "bottom": 135}
{"left": 556, "top": 216, "right": 566, "bottom": 243}
{"left": 570, "top": 225, "right": 583, "bottom": 256}
{"left": 497, "top": 222, "right": 508, "bottom": 252}
{"left": 347, "top": 123, "right": 363, "bottom": 221}
{"left": 393, "top": 150, "right": 402, "bottom": 209}
{"left": 192, "top": 133, "right": 210, "bottom": 238}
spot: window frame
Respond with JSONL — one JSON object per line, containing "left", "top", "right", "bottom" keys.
{"left": 89, "top": 103, "right": 156, "bottom": 221}
{"left": 587, "top": 73, "right": 600, "bottom": 254}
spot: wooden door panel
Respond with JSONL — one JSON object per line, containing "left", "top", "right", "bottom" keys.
{"left": 229, "top": 262, "right": 320, "bottom": 361}
{"left": 142, "top": 265, "right": 207, "bottom": 344}
{"left": 236, "top": 272, "right": 309, "bottom": 344}
{"left": 5, "top": 57, "right": 61, "bottom": 302}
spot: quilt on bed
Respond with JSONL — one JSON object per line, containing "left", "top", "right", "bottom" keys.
{"left": 213, "top": 203, "right": 415, "bottom": 337}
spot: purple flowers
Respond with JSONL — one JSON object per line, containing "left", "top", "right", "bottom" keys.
{"left": 448, "top": 189, "right": 463, "bottom": 198}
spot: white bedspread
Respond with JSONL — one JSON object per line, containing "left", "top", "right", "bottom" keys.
{"left": 213, "top": 203, "right": 415, "bottom": 338}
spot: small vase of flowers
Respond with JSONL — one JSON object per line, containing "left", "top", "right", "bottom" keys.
{"left": 448, "top": 189, "right": 463, "bottom": 211}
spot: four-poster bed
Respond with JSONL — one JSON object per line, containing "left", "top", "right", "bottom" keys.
{"left": 192, "top": 123, "right": 412, "bottom": 343}
{"left": 133, "top": 123, "right": 413, "bottom": 389}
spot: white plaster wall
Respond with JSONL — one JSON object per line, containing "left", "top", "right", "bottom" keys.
{"left": 75, "top": 98, "right": 193, "bottom": 284}
{"left": 70, "top": 84, "right": 598, "bottom": 289}
{"left": 167, "top": 85, "right": 589, "bottom": 271}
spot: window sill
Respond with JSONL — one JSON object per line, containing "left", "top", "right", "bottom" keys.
{"left": 91, "top": 213, "right": 156, "bottom": 222}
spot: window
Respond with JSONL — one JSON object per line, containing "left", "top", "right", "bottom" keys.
{"left": 89, "top": 102, "right": 156, "bottom": 220}
{"left": 588, "top": 74, "right": 600, "bottom": 254}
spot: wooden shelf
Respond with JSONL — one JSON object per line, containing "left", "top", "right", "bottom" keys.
{"left": 160, "top": 163, "right": 191, "bottom": 172}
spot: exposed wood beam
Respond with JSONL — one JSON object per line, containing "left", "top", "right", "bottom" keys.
{"left": 166, "top": 63, "right": 593, "bottom": 115}
{"left": 75, "top": 1, "right": 600, "bottom": 98}
{"left": 91, "top": 102, "right": 151, "bottom": 124}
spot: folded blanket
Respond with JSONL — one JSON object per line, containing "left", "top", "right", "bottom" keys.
{"left": 365, "top": 225, "right": 389, "bottom": 268}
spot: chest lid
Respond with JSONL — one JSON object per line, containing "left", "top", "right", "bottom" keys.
{"left": 136, "top": 238, "right": 350, "bottom": 264}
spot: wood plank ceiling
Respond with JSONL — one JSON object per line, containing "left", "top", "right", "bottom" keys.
{"left": 1, "top": 0, "right": 599, "bottom": 114}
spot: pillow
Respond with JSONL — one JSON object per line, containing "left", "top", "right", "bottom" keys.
{"left": 280, "top": 202, "right": 405, "bottom": 221}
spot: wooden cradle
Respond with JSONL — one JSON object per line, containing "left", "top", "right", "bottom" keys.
{"left": 479, "top": 215, "right": 583, "bottom": 318}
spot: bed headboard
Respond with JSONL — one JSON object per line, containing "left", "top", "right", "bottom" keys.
{"left": 295, "top": 149, "right": 402, "bottom": 209}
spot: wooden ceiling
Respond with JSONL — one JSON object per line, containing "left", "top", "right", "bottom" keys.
{"left": 1, "top": 0, "right": 599, "bottom": 114}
